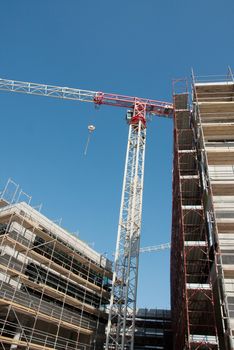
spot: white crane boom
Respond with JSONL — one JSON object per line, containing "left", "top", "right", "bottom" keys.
{"left": 139, "top": 242, "right": 171, "bottom": 253}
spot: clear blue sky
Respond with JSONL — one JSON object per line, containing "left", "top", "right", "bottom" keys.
{"left": 0, "top": 0, "right": 233, "bottom": 308}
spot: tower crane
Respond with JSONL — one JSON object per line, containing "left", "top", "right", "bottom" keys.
{"left": 0, "top": 77, "right": 173, "bottom": 350}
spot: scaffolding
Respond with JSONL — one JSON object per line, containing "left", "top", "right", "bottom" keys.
{"left": 0, "top": 180, "right": 112, "bottom": 350}
{"left": 171, "top": 79, "right": 218, "bottom": 349}
{"left": 192, "top": 69, "right": 234, "bottom": 350}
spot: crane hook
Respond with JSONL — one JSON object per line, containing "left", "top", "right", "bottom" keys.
{"left": 84, "top": 125, "right": 96, "bottom": 156}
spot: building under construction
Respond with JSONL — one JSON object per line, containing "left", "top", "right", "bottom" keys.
{"left": 134, "top": 309, "right": 172, "bottom": 350}
{"left": 0, "top": 193, "right": 112, "bottom": 350}
{"left": 0, "top": 70, "right": 233, "bottom": 350}
{"left": 171, "top": 70, "right": 234, "bottom": 350}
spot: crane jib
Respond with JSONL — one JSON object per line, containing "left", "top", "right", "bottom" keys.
{"left": 0, "top": 77, "right": 173, "bottom": 117}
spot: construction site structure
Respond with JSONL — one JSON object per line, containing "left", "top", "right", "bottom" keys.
{"left": 2, "top": 70, "right": 234, "bottom": 350}
{"left": 0, "top": 181, "right": 112, "bottom": 350}
{"left": 0, "top": 76, "right": 173, "bottom": 350}
{"left": 134, "top": 309, "right": 173, "bottom": 350}
{"left": 171, "top": 68, "right": 234, "bottom": 350}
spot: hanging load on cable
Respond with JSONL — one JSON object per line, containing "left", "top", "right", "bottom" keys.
{"left": 84, "top": 125, "right": 96, "bottom": 156}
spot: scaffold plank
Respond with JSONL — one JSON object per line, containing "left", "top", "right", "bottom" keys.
{"left": 0, "top": 263, "right": 104, "bottom": 316}
{"left": 1, "top": 234, "right": 110, "bottom": 299}
{"left": 0, "top": 210, "right": 112, "bottom": 279}
{"left": 0, "top": 298, "right": 93, "bottom": 335}
{"left": 0, "top": 335, "right": 55, "bottom": 350}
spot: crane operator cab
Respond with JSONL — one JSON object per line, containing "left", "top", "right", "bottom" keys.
{"left": 126, "top": 110, "right": 133, "bottom": 123}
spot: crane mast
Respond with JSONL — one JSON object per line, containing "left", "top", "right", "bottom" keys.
{"left": 0, "top": 77, "right": 173, "bottom": 350}
{"left": 106, "top": 101, "right": 146, "bottom": 350}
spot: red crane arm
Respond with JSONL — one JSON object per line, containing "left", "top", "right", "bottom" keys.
{"left": 94, "top": 92, "right": 173, "bottom": 117}
{"left": 0, "top": 78, "right": 173, "bottom": 117}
